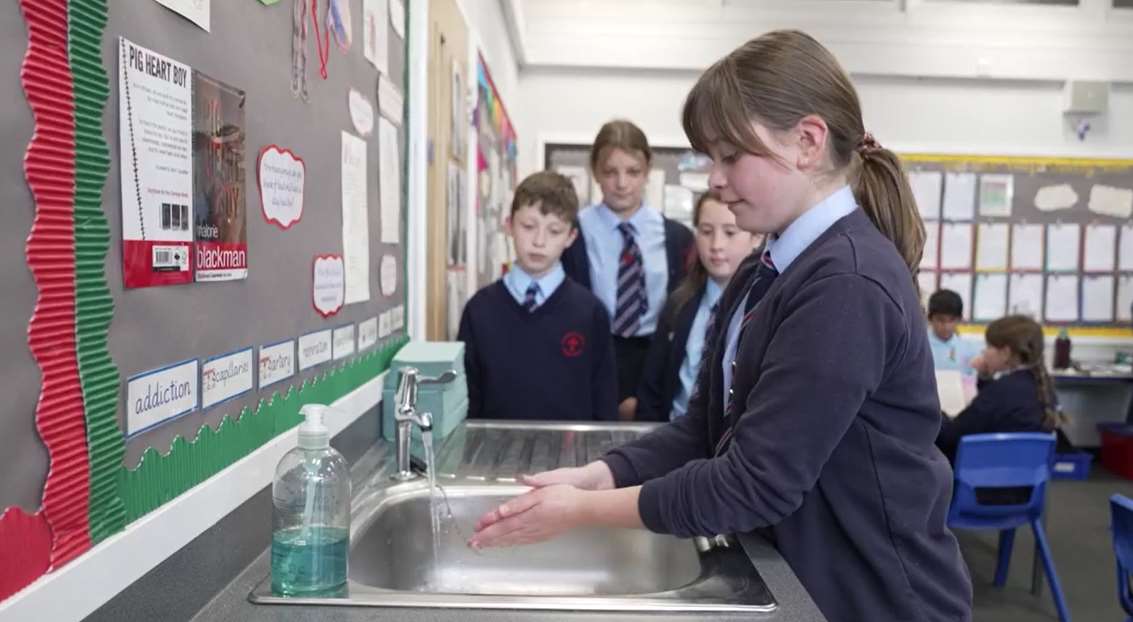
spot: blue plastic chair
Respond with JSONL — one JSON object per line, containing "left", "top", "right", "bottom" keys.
{"left": 947, "top": 433, "right": 1070, "bottom": 622}
{"left": 1112, "top": 494, "right": 1133, "bottom": 620}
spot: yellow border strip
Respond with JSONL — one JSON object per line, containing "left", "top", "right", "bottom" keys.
{"left": 900, "top": 153, "right": 1133, "bottom": 171}
{"left": 958, "top": 324, "right": 1133, "bottom": 338}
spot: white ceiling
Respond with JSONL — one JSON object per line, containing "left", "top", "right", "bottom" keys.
{"left": 503, "top": 0, "right": 1133, "bottom": 82}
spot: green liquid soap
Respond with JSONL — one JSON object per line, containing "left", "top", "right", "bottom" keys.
{"left": 271, "top": 526, "right": 349, "bottom": 597}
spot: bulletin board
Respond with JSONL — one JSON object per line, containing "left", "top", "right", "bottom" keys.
{"left": 474, "top": 54, "right": 519, "bottom": 289}
{"left": 907, "top": 154, "right": 1133, "bottom": 336}
{"left": 0, "top": 0, "right": 409, "bottom": 601}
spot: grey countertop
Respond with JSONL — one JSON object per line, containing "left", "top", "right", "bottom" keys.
{"left": 191, "top": 422, "right": 825, "bottom": 622}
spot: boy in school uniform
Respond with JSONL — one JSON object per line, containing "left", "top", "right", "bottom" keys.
{"left": 927, "top": 289, "right": 983, "bottom": 376}
{"left": 458, "top": 171, "right": 618, "bottom": 421}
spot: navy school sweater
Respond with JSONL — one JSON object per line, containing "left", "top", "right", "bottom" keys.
{"left": 635, "top": 289, "right": 702, "bottom": 422}
{"left": 602, "top": 209, "right": 972, "bottom": 622}
{"left": 457, "top": 279, "right": 618, "bottom": 421}
{"left": 936, "top": 369, "right": 1050, "bottom": 461}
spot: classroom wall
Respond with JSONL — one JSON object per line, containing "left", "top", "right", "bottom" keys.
{"left": 514, "top": 69, "right": 1133, "bottom": 178}
{"left": 456, "top": 0, "right": 519, "bottom": 110}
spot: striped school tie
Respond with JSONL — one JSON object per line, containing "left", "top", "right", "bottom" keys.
{"left": 703, "top": 301, "right": 721, "bottom": 346}
{"left": 715, "top": 251, "right": 779, "bottom": 456}
{"left": 523, "top": 282, "right": 540, "bottom": 312}
{"left": 612, "top": 222, "right": 647, "bottom": 337}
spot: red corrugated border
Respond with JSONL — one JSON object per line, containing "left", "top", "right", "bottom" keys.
{"left": 20, "top": 0, "right": 91, "bottom": 572}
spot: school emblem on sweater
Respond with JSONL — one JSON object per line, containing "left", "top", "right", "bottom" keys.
{"left": 561, "top": 331, "right": 585, "bottom": 358}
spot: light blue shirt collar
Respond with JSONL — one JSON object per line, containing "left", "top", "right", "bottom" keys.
{"left": 594, "top": 202, "right": 662, "bottom": 235}
{"left": 503, "top": 262, "right": 565, "bottom": 308}
{"left": 704, "top": 278, "right": 723, "bottom": 307}
{"left": 765, "top": 185, "right": 857, "bottom": 273}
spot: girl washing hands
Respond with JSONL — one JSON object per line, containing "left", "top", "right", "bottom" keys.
{"left": 471, "top": 30, "right": 971, "bottom": 622}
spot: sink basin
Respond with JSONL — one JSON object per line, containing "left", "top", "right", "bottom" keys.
{"left": 250, "top": 422, "right": 780, "bottom": 613}
{"left": 351, "top": 484, "right": 700, "bottom": 595}
{"left": 251, "top": 481, "right": 776, "bottom": 612}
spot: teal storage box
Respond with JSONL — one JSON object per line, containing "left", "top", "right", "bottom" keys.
{"left": 382, "top": 341, "right": 468, "bottom": 445}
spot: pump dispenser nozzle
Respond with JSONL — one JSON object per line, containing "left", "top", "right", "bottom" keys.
{"left": 298, "top": 404, "right": 330, "bottom": 449}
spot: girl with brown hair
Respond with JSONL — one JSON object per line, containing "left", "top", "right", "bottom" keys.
{"left": 937, "top": 315, "right": 1064, "bottom": 461}
{"left": 472, "top": 31, "right": 972, "bottom": 622}
{"left": 561, "top": 120, "right": 694, "bottom": 419}
{"left": 635, "top": 193, "right": 760, "bottom": 421}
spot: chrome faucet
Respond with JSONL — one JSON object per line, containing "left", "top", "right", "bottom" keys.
{"left": 392, "top": 367, "right": 457, "bottom": 480}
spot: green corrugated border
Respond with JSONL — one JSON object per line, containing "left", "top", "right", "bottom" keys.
{"left": 120, "top": 337, "right": 406, "bottom": 523}
{"left": 68, "top": 0, "right": 125, "bottom": 545}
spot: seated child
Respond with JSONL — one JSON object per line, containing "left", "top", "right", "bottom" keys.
{"left": 458, "top": 171, "right": 617, "bottom": 421}
{"left": 936, "top": 315, "right": 1063, "bottom": 462}
{"left": 927, "top": 289, "right": 982, "bottom": 376}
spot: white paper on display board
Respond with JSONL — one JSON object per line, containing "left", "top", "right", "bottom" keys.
{"left": 378, "top": 311, "right": 392, "bottom": 338}
{"left": 978, "top": 174, "right": 1014, "bottom": 217}
{"left": 257, "top": 146, "right": 304, "bottom": 229}
{"left": 389, "top": 0, "right": 405, "bottom": 38}
{"left": 1008, "top": 273, "right": 1043, "bottom": 318}
{"left": 975, "top": 223, "right": 1009, "bottom": 271}
{"left": 313, "top": 255, "right": 346, "bottom": 317}
{"left": 258, "top": 340, "right": 295, "bottom": 390}
{"left": 378, "top": 75, "right": 403, "bottom": 125}
{"left": 333, "top": 325, "right": 356, "bottom": 360}
{"left": 921, "top": 222, "right": 940, "bottom": 270}
{"left": 1034, "top": 184, "right": 1078, "bottom": 212}
{"left": 1044, "top": 275, "right": 1079, "bottom": 322}
{"left": 379, "top": 117, "right": 401, "bottom": 243}
{"left": 1087, "top": 184, "right": 1133, "bottom": 219}
{"left": 153, "top": 0, "right": 209, "bottom": 31}
{"left": 1120, "top": 225, "right": 1133, "bottom": 271}
{"left": 1118, "top": 276, "right": 1133, "bottom": 322}
{"left": 917, "top": 272, "right": 936, "bottom": 308}
{"left": 939, "top": 273, "right": 973, "bottom": 320}
{"left": 1046, "top": 224, "right": 1081, "bottom": 272}
{"left": 358, "top": 317, "right": 379, "bottom": 351}
{"left": 942, "top": 172, "right": 976, "bottom": 221}
{"left": 126, "top": 359, "right": 198, "bottom": 436}
{"left": 298, "top": 329, "right": 333, "bottom": 371}
{"left": 1010, "top": 224, "right": 1044, "bottom": 270}
{"left": 1082, "top": 276, "right": 1115, "bottom": 322}
{"left": 908, "top": 171, "right": 942, "bottom": 221}
{"left": 341, "top": 131, "right": 371, "bottom": 304}
{"left": 391, "top": 305, "right": 405, "bottom": 331}
{"left": 201, "top": 348, "right": 254, "bottom": 410}
{"left": 363, "top": 0, "right": 390, "bottom": 74}
{"left": 1084, "top": 224, "right": 1117, "bottom": 272}
{"left": 380, "top": 254, "right": 397, "bottom": 296}
{"left": 940, "top": 223, "right": 973, "bottom": 270}
{"left": 973, "top": 274, "right": 1007, "bottom": 321}
{"left": 349, "top": 89, "right": 374, "bottom": 137}
{"left": 118, "top": 38, "right": 194, "bottom": 288}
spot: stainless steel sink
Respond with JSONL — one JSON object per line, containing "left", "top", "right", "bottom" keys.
{"left": 249, "top": 422, "right": 777, "bottom": 613}
{"left": 352, "top": 484, "right": 702, "bottom": 596}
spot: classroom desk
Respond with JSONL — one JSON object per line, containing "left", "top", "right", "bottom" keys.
{"left": 1052, "top": 368, "right": 1133, "bottom": 447}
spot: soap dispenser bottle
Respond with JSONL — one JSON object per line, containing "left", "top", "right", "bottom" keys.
{"left": 271, "top": 404, "right": 351, "bottom": 596}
